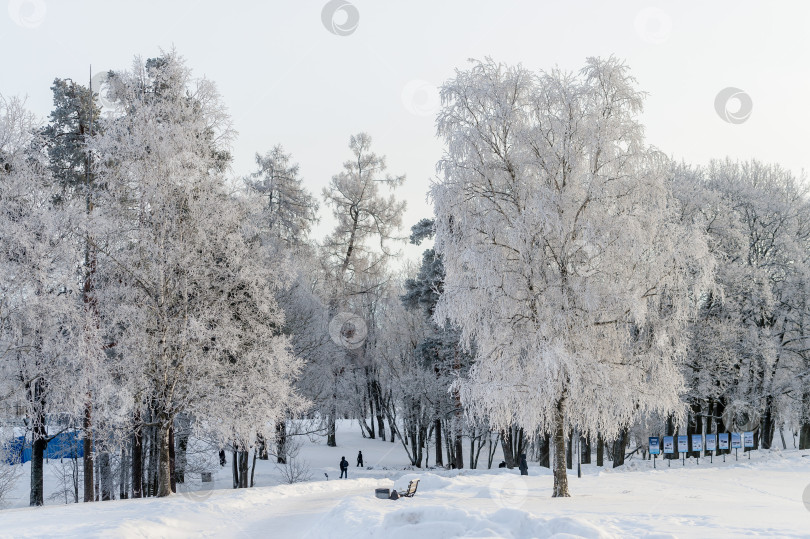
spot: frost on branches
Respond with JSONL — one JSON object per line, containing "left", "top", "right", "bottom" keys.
{"left": 431, "top": 58, "right": 714, "bottom": 497}
{"left": 89, "top": 51, "right": 305, "bottom": 497}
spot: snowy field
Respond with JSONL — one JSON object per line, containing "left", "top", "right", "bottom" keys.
{"left": 2, "top": 422, "right": 810, "bottom": 538}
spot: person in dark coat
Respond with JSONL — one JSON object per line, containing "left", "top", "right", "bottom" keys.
{"left": 519, "top": 453, "right": 528, "bottom": 475}
{"left": 339, "top": 456, "right": 349, "bottom": 478}
{"left": 357, "top": 451, "right": 364, "bottom": 467}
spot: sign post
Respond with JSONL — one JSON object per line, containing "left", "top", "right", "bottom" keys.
{"left": 705, "top": 434, "right": 717, "bottom": 464}
{"left": 663, "top": 436, "right": 674, "bottom": 467}
{"left": 743, "top": 431, "right": 754, "bottom": 459}
{"left": 719, "top": 433, "right": 729, "bottom": 462}
{"left": 691, "top": 434, "right": 703, "bottom": 465}
{"left": 731, "top": 432, "right": 742, "bottom": 461}
{"left": 677, "top": 435, "right": 688, "bottom": 466}
{"left": 649, "top": 437, "right": 660, "bottom": 468}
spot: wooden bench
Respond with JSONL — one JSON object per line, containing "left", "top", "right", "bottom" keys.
{"left": 398, "top": 479, "right": 419, "bottom": 498}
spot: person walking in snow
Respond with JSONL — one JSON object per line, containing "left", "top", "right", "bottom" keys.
{"left": 519, "top": 453, "right": 529, "bottom": 476}
{"left": 357, "top": 451, "right": 364, "bottom": 467}
{"left": 340, "top": 456, "right": 349, "bottom": 478}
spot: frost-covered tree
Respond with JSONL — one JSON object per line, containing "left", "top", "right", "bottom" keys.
{"left": 674, "top": 160, "right": 810, "bottom": 451}
{"left": 402, "top": 219, "right": 470, "bottom": 469}
{"left": 39, "top": 75, "right": 104, "bottom": 502}
{"left": 0, "top": 95, "right": 96, "bottom": 505}
{"left": 319, "top": 133, "right": 407, "bottom": 446}
{"left": 244, "top": 145, "right": 319, "bottom": 248}
{"left": 90, "top": 51, "right": 305, "bottom": 497}
{"left": 431, "top": 58, "right": 713, "bottom": 496}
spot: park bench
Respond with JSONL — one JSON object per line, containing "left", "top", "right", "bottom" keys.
{"left": 398, "top": 479, "right": 419, "bottom": 498}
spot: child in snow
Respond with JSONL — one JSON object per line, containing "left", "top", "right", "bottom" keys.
{"left": 340, "top": 456, "right": 349, "bottom": 478}
{"left": 357, "top": 451, "right": 364, "bottom": 467}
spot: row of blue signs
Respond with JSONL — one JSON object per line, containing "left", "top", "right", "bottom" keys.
{"left": 649, "top": 432, "right": 754, "bottom": 454}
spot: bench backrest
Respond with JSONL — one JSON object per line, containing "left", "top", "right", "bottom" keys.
{"left": 405, "top": 479, "right": 419, "bottom": 496}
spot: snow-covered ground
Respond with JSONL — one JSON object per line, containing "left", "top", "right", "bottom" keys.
{"left": 2, "top": 422, "right": 810, "bottom": 538}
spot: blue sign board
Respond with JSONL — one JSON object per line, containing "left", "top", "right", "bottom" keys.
{"left": 743, "top": 431, "right": 754, "bottom": 448}
{"left": 649, "top": 437, "right": 660, "bottom": 455}
{"left": 718, "top": 433, "right": 729, "bottom": 450}
{"left": 731, "top": 432, "right": 742, "bottom": 449}
{"left": 705, "top": 434, "right": 717, "bottom": 451}
{"left": 677, "top": 435, "right": 688, "bottom": 452}
{"left": 663, "top": 436, "right": 674, "bottom": 454}
{"left": 691, "top": 434, "right": 703, "bottom": 451}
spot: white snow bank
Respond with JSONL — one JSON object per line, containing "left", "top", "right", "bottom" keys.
{"left": 305, "top": 499, "right": 614, "bottom": 539}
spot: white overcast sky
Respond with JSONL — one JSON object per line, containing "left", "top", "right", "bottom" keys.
{"left": 3, "top": 0, "right": 809, "bottom": 264}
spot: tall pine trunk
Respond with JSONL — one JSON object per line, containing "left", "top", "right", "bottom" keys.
{"left": 83, "top": 401, "right": 94, "bottom": 502}
{"left": 119, "top": 445, "right": 129, "bottom": 499}
{"left": 132, "top": 416, "right": 143, "bottom": 498}
{"left": 434, "top": 418, "right": 443, "bottom": 467}
{"left": 761, "top": 395, "right": 776, "bottom": 449}
{"left": 800, "top": 390, "right": 810, "bottom": 450}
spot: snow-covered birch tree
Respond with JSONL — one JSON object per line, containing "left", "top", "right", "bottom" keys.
{"left": 431, "top": 58, "right": 714, "bottom": 496}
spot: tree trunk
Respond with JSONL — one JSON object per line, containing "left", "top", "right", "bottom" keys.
{"left": 434, "top": 418, "right": 443, "bottom": 467}
{"left": 99, "top": 451, "right": 112, "bottom": 501}
{"left": 276, "top": 422, "right": 286, "bottom": 464}
{"left": 169, "top": 427, "right": 176, "bottom": 494}
{"left": 250, "top": 448, "right": 257, "bottom": 487}
{"left": 581, "top": 435, "right": 591, "bottom": 464}
{"left": 29, "top": 418, "right": 46, "bottom": 506}
{"left": 327, "top": 414, "right": 337, "bottom": 447}
{"left": 800, "top": 424, "right": 810, "bottom": 450}
{"left": 365, "top": 373, "right": 375, "bottom": 439}
{"left": 761, "top": 395, "right": 776, "bottom": 449}
{"left": 666, "top": 415, "right": 678, "bottom": 459}
{"left": 239, "top": 451, "right": 249, "bottom": 488}
{"left": 148, "top": 424, "right": 159, "bottom": 496}
{"left": 176, "top": 415, "right": 189, "bottom": 482}
{"left": 612, "top": 428, "right": 629, "bottom": 468}
{"left": 257, "top": 433, "right": 268, "bottom": 460}
{"left": 500, "top": 427, "right": 516, "bottom": 468}
{"left": 232, "top": 450, "right": 238, "bottom": 488}
{"left": 596, "top": 434, "right": 604, "bottom": 467}
{"left": 566, "top": 431, "right": 573, "bottom": 470}
{"left": 83, "top": 401, "right": 94, "bottom": 502}
{"left": 156, "top": 423, "right": 173, "bottom": 497}
{"left": 552, "top": 395, "right": 569, "bottom": 497}
{"left": 175, "top": 432, "right": 187, "bottom": 484}
{"left": 72, "top": 456, "right": 79, "bottom": 503}
{"left": 453, "top": 432, "right": 464, "bottom": 470}
{"left": 119, "top": 445, "right": 129, "bottom": 499}
{"left": 539, "top": 433, "right": 550, "bottom": 468}
{"left": 714, "top": 398, "right": 728, "bottom": 454}
{"left": 132, "top": 421, "right": 143, "bottom": 498}
{"left": 94, "top": 452, "right": 99, "bottom": 501}
{"left": 800, "top": 389, "right": 810, "bottom": 450}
